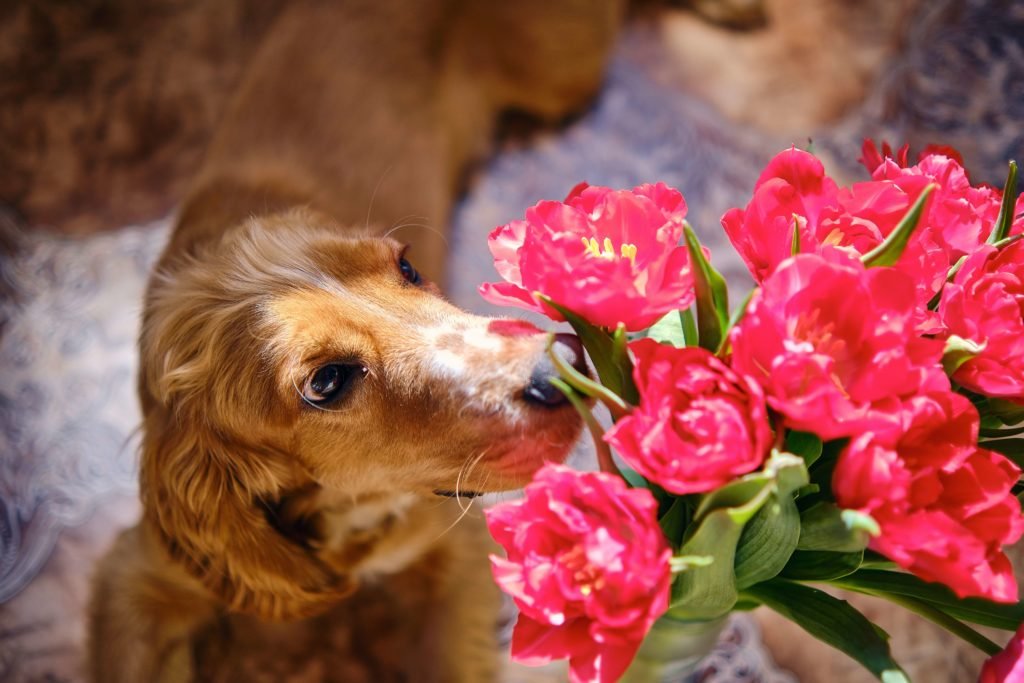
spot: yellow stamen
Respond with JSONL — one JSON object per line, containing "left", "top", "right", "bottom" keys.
{"left": 582, "top": 236, "right": 602, "bottom": 258}
{"left": 822, "top": 229, "right": 845, "bottom": 247}
{"left": 620, "top": 243, "right": 637, "bottom": 264}
{"left": 581, "top": 236, "right": 638, "bottom": 264}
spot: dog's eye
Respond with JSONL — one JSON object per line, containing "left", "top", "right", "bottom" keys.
{"left": 398, "top": 257, "right": 421, "bottom": 285}
{"left": 302, "top": 364, "right": 363, "bottom": 405}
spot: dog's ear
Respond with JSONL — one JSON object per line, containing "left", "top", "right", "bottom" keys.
{"left": 139, "top": 408, "right": 354, "bottom": 620}
{"left": 136, "top": 252, "right": 354, "bottom": 619}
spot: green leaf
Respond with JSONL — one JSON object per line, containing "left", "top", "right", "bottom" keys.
{"left": 545, "top": 334, "right": 629, "bottom": 419}
{"left": 715, "top": 288, "right": 756, "bottom": 356}
{"left": 980, "top": 424, "right": 1024, "bottom": 439}
{"left": 649, "top": 481, "right": 672, "bottom": 508}
{"left": 693, "top": 478, "right": 772, "bottom": 522}
{"left": 694, "top": 452, "right": 808, "bottom": 521}
{"left": 831, "top": 569, "right": 1024, "bottom": 631}
{"left": 795, "top": 483, "right": 821, "bottom": 499}
{"left": 659, "top": 497, "right": 690, "bottom": 549}
{"left": 870, "top": 591, "right": 1001, "bottom": 655}
{"left": 987, "top": 160, "right": 1019, "bottom": 244}
{"left": 862, "top": 184, "right": 937, "bottom": 267}
{"left": 680, "top": 307, "right": 699, "bottom": 348}
{"left": 797, "top": 502, "right": 877, "bottom": 552}
{"left": 785, "top": 431, "right": 823, "bottom": 468}
{"left": 646, "top": 311, "right": 688, "bottom": 348}
{"left": 733, "top": 490, "right": 801, "bottom": 589}
{"left": 539, "top": 295, "right": 635, "bottom": 400}
{"left": 733, "top": 597, "right": 762, "bottom": 611}
{"left": 683, "top": 223, "right": 729, "bottom": 352}
{"left": 619, "top": 467, "right": 650, "bottom": 490}
{"left": 942, "top": 335, "right": 984, "bottom": 376}
{"left": 671, "top": 453, "right": 808, "bottom": 619}
{"left": 781, "top": 550, "right": 864, "bottom": 581}
{"left": 670, "top": 507, "right": 743, "bottom": 618}
{"left": 988, "top": 398, "right": 1024, "bottom": 426}
{"left": 672, "top": 481, "right": 772, "bottom": 619}
{"left": 767, "top": 450, "right": 814, "bottom": 495}
{"left": 610, "top": 324, "right": 638, "bottom": 404}
{"left": 744, "top": 580, "right": 909, "bottom": 682}
{"left": 859, "top": 551, "right": 899, "bottom": 571}
{"left": 802, "top": 439, "right": 846, "bottom": 506}
{"left": 982, "top": 438, "right": 1024, "bottom": 469}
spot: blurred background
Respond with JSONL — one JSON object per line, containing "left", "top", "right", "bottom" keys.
{"left": 1, "top": 0, "right": 1022, "bottom": 680}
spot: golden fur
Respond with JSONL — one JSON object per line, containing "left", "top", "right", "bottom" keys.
{"left": 88, "top": 1, "right": 625, "bottom": 680}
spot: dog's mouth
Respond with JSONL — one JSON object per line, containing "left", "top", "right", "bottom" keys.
{"left": 432, "top": 489, "right": 482, "bottom": 499}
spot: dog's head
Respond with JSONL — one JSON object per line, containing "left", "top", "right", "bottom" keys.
{"left": 138, "top": 209, "right": 586, "bottom": 617}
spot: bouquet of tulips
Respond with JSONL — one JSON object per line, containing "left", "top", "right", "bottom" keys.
{"left": 478, "top": 142, "right": 1024, "bottom": 683}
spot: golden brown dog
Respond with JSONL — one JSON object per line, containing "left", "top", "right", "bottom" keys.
{"left": 87, "top": 1, "right": 625, "bottom": 680}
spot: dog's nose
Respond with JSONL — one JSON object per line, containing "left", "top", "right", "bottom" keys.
{"left": 523, "top": 334, "right": 588, "bottom": 408}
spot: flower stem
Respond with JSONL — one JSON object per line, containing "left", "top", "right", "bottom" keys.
{"left": 549, "top": 377, "right": 622, "bottom": 477}
{"left": 545, "top": 334, "right": 630, "bottom": 420}
{"left": 715, "top": 288, "right": 756, "bottom": 357}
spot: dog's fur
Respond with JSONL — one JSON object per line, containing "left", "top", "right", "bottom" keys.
{"left": 87, "top": 1, "right": 625, "bottom": 680}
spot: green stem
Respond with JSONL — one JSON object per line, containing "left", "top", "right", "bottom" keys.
{"left": 716, "top": 288, "right": 756, "bottom": 357}
{"left": 994, "top": 233, "right": 1024, "bottom": 250}
{"left": 549, "top": 378, "right": 621, "bottom": 478}
{"left": 546, "top": 335, "right": 629, "bottom": 420}
{"left": 681, "top": 307, "right": 698, "bottom": 348}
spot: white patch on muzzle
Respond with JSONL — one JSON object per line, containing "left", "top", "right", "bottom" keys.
{"left": 413, "top": 317, "right": 532, "bottom": 421}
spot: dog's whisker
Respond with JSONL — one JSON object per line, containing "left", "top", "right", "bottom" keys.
{"left": 386, "top": 213, "right": 431, "bottom": 230}
{"left": 364, "top": 165, "right": 395, "bottom": 232}
{"left": 381, "top": 221, "right": 433, "bottom": 239}
{"left": 430, "top": 495, "right": 478, "bottom": 545}
{"left": 431, "top": 452, "right": 494, "bottom": 545}
{"left": 382, "top": 221, "right": 450, "bottom": 248}
{"left": 456, "top": 449, "right": 490, "bottom": 515}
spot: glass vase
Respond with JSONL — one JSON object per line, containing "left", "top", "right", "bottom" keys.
{"left": 620, "top": 614, "right": 727, "bottom": 682}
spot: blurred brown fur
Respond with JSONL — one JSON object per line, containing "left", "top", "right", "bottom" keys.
{"left": 0, "top": 0, "right": 285, "bottom": 234}
{"left": 659, "top": 0, "right": 919, "bottom": 136}
{"left": 1, "top": 0, "right": 907, "bottom": 237}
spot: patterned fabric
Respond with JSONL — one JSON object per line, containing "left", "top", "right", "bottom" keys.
{"left": 0, "top": 222, "right": 163, "bottom": 603}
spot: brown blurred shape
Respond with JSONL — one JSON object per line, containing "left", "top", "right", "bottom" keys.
{"left": 0, "top": 0, "right": 285, "bottom": 235}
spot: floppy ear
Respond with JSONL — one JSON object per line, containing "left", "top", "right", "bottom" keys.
{"left": 136, "top": 250, "right": 354, "bottom": 620}
{"left": 139, "top": 407, "right": 354, "bottom": 620}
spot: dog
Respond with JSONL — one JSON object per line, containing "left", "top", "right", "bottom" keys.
{"left": 87, "top": 1, "right": 625, "bottom": 680}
